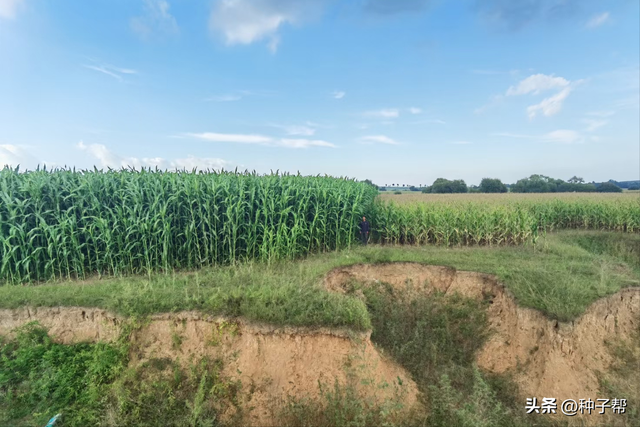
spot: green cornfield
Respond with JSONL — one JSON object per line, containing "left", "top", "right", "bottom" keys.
{"left": 1, "top": 167, "right": 639, "bottom": 284}
{"left": 0, "top": 167, "right": 377, "bottom": 283}
{"left": 369, "top": 198, "right": 640, "bottom": 246}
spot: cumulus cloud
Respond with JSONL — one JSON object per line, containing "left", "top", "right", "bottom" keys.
{"left": 186, "top": 132, "right": 335, "bottom": 148}
{"left": 363, "top": 109, "right": 400, "bottom": 119}
{"left": 209, "top": 0, "right": 325, "bottom": 52}
{"left": 0, "top": 0, "right": 24, "bottom": 19}
{"left": 130, "top": 0, "right": 179, "bottom": 39}
{"left": 586, "top": 12, "right": 609, "bottom": 28}
{"left": 332, "top": 91, "right": 346, "bottom": 99}
{"left": 363, "top": 0, "right": 430, "bottom": 15}
{"left": 526, "top": 87, "right": 572, "bottom": 118}
{"left": 76, "top": 141, "right": 230, "bottom": 170}
{"left": 359, "top": 135, "right": 399, "bottom": 145}
{"left": 408, "top": 107, "right": 422, "bottom": 114}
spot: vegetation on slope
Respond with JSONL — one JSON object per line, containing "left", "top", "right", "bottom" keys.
{"left": 1, "top": 232, "right": 638, "bottom": 324}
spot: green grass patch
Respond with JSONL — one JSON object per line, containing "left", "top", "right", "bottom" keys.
{"left": 0, "top": 231, "right": 638, "bottom": 326}
{"left": 0, "top": 322, "right": 128, "bottom": 426}
{"left": 0, "top": 323, "right": 242, "bottom": 427}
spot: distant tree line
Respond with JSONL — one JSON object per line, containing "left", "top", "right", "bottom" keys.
{"left": 368, "top": 175, "right": 630, "bottom": 194}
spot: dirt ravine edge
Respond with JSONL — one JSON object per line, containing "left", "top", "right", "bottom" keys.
{"left": 0, "top": 306, "right": 419, "bottom": 426}
{"left": 324, "top": 262, "right": 640, "bottom": 425}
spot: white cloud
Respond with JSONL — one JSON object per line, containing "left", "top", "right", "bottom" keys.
{"left": 186, "top": 132, "right": 273, "bottom": 144}
{"left": 209, "top": 0, "right": 324, "bottom": 52}
{"left": 582, "top": 119, "right": 608, "bottom": 132}
{"left": 0, "top": 144, "right": 35, "bottom": 168}
{"left": 506, "top": 74, "right": 570, "bottom": 96}
{"left": 77, "top": 141, "right": 133, "bottom": 168}
{"left": 76, "top": 141, "right": 230, "bottom": 170}
{"left": 186, "top": 132, "right": 334, "bottom": 148}
{"left": 586, "top": 12, "right": 610, "bottom": 29}
{"left": 169, "top": 155, "right": 230, "bottom": 170}
{"left": 408, "top": 107, "right": 422, "bottom": 114}
{"left": 131, "top": 0, "right": 179, "bottom": 39}
{"left": 363, "top": 109, "right": 400, "bottom": 119}
{"left": 450, "top": 141, "right": 472, "bottom": 145}
{"left": 83, "top": 60, "right": 138, "bottom": 81}
{"left": 270, "top": 124, "right": 316, "bottom": 136}
{"left": 0, "top": 0, "right": 24, "bottom": 19}
{"left": 332, "top": 91, "right": 346, "bottom": 99}
{"left": 359, "top": 135, "right": 399, "bottom": 145}
{"left": 278, "top": 139, "right": 335, "bottom": 148}
{"left": 526, "top": 87, "right": 572, "bottom": 119}
{"left": 542, "top": 130, "right": 583, "bottom": 144}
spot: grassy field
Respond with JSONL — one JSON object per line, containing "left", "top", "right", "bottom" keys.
{"left": 1, "top": 231, "right": 638, "bottom": 323}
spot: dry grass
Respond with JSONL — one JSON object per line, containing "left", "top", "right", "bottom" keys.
{"left": 378, "top": 192, "right": 639, "bottom": 206}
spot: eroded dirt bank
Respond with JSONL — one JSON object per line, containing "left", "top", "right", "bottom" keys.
{"left": 1, "top": 263, "right": 638, "bottom": 425}
{"left": 325, "top": 263, "right": 640, "bottom": 425}
{"left": 0, "top": 307, "right": 418, "bottom": 426}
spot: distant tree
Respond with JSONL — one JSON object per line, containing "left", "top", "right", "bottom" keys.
{"left": 362, "top": 179, "right": 378, "bottom": 189}
{"left": 628, "top": 184, "right": 640, "bottom": 191}
{"left": 510, "top": 175, "right": 564, "bottom": 193}
{"left": 409, "top": 186, "right": 420, "bottom": 191}
{"left": 394, "top": 191, "right": 402, "bottom": 195}
{"left": 557, "top": 182, "right": 597, "bottom": 192}
{"left": 424, "top": 178, "right": 468, "bottom": 193}
{"left": 378, "top": 187, "right": 387, "bottom": 191}
{"left": 567, "top": 176, "right": 585, "bottom": 184}
{"left": 478, "top": 178, "right": 507, "bottom": 193}
{"left": 597, "top": 182, "right": 623, "bottom": 193}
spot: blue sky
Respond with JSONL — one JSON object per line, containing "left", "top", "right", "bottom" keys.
{"left": 1, "top": 0, "right": 638, "bottom": 186}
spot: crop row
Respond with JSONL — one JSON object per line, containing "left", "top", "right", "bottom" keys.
{"left": 1, "top": 168, "right": 638, "bottom": 284}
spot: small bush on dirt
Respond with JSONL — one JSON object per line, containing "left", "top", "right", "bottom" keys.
{"left": 278, "top": 378, "right": 413, "bottom": 427}
{"left": 106, "top": 356, "right": 241, "bottom": 427}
